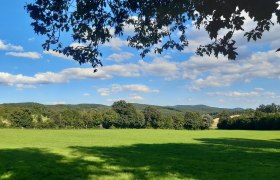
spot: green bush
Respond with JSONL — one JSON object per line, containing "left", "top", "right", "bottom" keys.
{"left": 217, "top": 113, "right": 280, "bottom": 130}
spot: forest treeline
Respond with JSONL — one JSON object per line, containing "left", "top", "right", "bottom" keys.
{"left": 218, "top": 103, "right": 280, "bottom": 130}
{"left": 0, "top": 101, "right": 213, "bottom": 130}
{"left": 0, "top": 101, "right": 279, "bottom": 130}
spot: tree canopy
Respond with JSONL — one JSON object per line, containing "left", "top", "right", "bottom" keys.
{"left": 26, "top": 0, "right": 280, "bottom": 68}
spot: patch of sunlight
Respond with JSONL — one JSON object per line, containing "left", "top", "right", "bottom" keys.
{"left": 83, "top": 156, "right": 104, "bottom": 162}
{"left": 0, "top": 172, "right": 13, "bottom": 179}
{"left": 89, "top": 174, "right": 134, "bottom": 180}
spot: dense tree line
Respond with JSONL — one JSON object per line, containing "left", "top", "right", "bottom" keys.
{"left": 0, "top": 101, "right": 213, "bottom": 130}
{"left": 218, "top": 104, "right": 280, "bottom": 130}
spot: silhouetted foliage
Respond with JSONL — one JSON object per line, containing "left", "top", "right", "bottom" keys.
{"left": 26, "top": 0, "right": 280, "bottom": 67}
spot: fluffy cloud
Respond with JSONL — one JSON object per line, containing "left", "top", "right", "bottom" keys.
{"left": 97, "top": 84, "right": 159, "bottom": 96}
{"left": 6, "top": 52, "right": 42, "bottom": 59}
{"left": 0, "top": 40, "right": 23, "bottom": 51}
{"left": 103, "top": 37, "right": 128, "bottom": 50}
{"left": 127, "top": 95, "right": 144, "bottom": 101}
{"left": 187, "top": 51, "right": 280, "bottom": 90}
{"left": 107, "top": 52, "right": 134, "bottom": 62}
{"left": 207, "top": 89, "right": 280, "bottom": 99}
{"left": 0, "top": 68, "right": 111, "bottom": 89}
{"left": 138, "top": 58, "right": 179, "bottom": 80}
{"left": 1, "top": 48, "right": 280, "bottom": 91}
{"left": 15, "top": 84, "right": 36, "bottom": 90}
{"left": 97, "top": 88, "right": 111, "bottom": 96}
{"left": 1, "top": 40, "right": 42, "bottom": 59}
{"left": 43, "top": 50, "right": 72, "bottom": 60}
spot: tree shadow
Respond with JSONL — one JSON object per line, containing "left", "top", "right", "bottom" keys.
{"left": 0, "top": 148, "right": 110, "bottom": 180}
{"left": 1, "top": 138, "right": 279, "bottom": 179}
{"left": 196, "top": 138, "right": 280, "bottom": 150}
{"left": 70, "top": 138, "right": 280, "bottom": 179}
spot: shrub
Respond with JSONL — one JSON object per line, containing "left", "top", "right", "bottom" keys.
{"left": 217, "top": 113, "right": 280, "bottom": 130}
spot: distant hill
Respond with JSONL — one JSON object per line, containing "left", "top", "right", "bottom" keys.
{"left": 0, "top": 102, "right": 109, "bottom": 112}
{"left": 132, "top": 103, "right": 243, "bottom": 114}
{"left": 0, "top": 102, "right": 243, "bottom": 114}
{"left": 46, "top": 104, "right": 109, "bottom": 112}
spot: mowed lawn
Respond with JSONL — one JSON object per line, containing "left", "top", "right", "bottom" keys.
{"left": 0, "top": 129, "right": 279, "bottom": 180}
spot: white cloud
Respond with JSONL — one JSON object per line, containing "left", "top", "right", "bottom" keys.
{"left": 43, "top": 50, "right": 72, "bottom": 60}
{"left": 15, "top": 84, "right": 36, "bottom": 90}
{"left": 0, "top": 40, "right": 23, "bottom": 51}
{"left": 107, "top": 52, "right": 134, "bottom": 62}
{"left": 186, "top": 50, "right": 280, "bottom": 90}
{"left": 1, "top": 47, "right": 280, "bottom": 91}
{"left": 28, "top": 37, "right": 35, "bottom": 41}
{"left": 103, "top": 37, "right": 128, "bottom": 50}
{"left": 0, "top": 68, "right": 111, "bottom": 89}
{"left": 114, "top": 84, "right": 159, "bottom": 93}
{"left": 127, "top": 95, "right": 144, "bottom": 101}
{"left": 6, "top": 52, "right": 41, "bottom": 59}
{"left": 138, "top": 58, "right": 179, "bottom": 80}
{"left": 70, "top": 42, "right": 86, "bottom": 49}
{"left": 208, "top": 90, "right": 280, "bottom": 99}
{"left": 97, "top": 84, "right": 159, "bottom": 96}
{"left": 101, "top": 64, "right": 141, "bottom": 77}
{"left": 254, "top": 88, "right": 264, "bottom": 91}
{"left": 83, "top": 93, "right": 91, "bottom": 97}
{"left": 106, "top": 98, "right": 122, "bottom": 102}
{"left": 97, "top": 88, "right": 111, "bottom": 96}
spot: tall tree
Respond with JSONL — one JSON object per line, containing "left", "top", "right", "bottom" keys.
{"left": 112, "top": 100, "right": 143, "bottom": 128}
{"left": 184, "top": 111, "right": 203, "bottom": 130}
{"left": 10, "top": 108, "right": 33, "bottom": 128}
{"left": 26, "top": 0, "right": 280, "bottom": 68}
{"left": 142, "top": 106, "right": 161, "bottom": 128}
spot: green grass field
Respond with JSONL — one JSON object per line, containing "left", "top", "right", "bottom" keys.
{"left": 0, "top": 129, "right": 279, "bottom": 180}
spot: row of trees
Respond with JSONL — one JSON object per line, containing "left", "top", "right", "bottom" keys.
{"left": 0, "top": 101, "right": 213, "bottom": 130}
{"left": 218, "top": 104, "right": 280, "bottom": 130}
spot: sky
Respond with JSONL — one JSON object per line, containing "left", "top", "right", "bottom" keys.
{"left": 0, "top": 1, "right": 280, "bottom": 108}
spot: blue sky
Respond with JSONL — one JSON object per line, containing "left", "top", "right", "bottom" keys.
{"left": 0, "top": 1, "right": 280, "bottom": 108}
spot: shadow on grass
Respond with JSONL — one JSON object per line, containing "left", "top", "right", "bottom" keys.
{"left": 1, "top": 138, "right": 279, "bottom": 179}
{"left": 0, "top": 148, "right": 110, "bottom": 180}
{"left": 196, "top": 138, "right": 280, "bottom": 149}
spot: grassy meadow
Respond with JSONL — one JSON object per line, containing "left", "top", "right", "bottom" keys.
{"left": 0, "top": 129, "right": 279, "bottom": 179}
